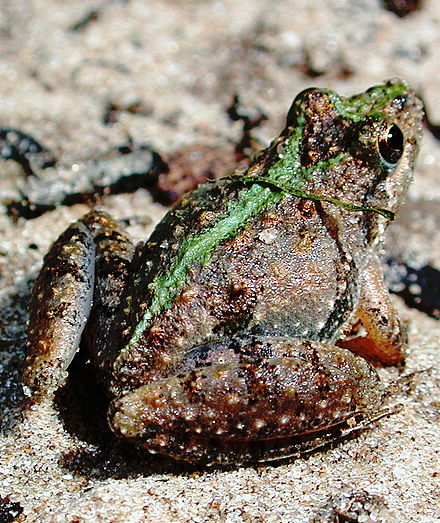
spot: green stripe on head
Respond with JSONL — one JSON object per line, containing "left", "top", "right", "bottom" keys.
{"left": 329, "top": 79, "right": 409, "bottom": 122}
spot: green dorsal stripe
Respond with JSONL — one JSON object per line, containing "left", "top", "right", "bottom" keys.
{"left": 125, "top": 182, "right": 284, "bottom": 352}
{"left": 122, "top": 117, "right": 305, "bottom": 353}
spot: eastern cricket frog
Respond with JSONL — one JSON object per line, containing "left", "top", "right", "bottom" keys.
{"left": 23, "top": 79, "right": 423, "bottom": 464}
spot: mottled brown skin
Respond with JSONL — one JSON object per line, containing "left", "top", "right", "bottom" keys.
{"left": 24, "top": 81, "right": 424, "bottom": 464}
{"left": 110, "top": 336, "right": 383, "bottom": 462}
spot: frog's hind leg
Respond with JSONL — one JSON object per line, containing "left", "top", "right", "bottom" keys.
{"left": 23, "top": 211, "right": 135, "bottom": 397}
{"left": 107, "top": 336, "right": 384, "bottom": 464}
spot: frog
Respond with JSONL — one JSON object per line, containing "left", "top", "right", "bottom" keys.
{"left": 23, "top": 79, "right": 423, "bottom": 465}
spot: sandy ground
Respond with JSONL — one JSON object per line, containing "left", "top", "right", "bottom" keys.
{"left": 0, "top": 1, "right": 439, "bottom": 521}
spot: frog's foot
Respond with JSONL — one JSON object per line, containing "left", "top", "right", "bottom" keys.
{"left": 107, "top": 336, "right": 384, "bottom": 464}
{"left": 340, "top": 258, "right": 407, "bottom": 366}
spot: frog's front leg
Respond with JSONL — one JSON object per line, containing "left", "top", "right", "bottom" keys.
{"left": 23, "top": 211, "right": 135, "bottom": 396}
{"left": 108, "top": 336, "right": 383, "bottom": 464}
{"left": 339, "top": 256, "right": 406, "bottom": 366}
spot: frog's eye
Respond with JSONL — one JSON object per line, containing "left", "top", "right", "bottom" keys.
{"left": 378, "top": 124, "right": 404, "bottom": 166}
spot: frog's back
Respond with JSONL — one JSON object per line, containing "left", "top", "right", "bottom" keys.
{"left": 108, "top": 180, "right": 363, "bottom": 395}
{"left": 107, "top": 79, "right": 424, "bottom": 396}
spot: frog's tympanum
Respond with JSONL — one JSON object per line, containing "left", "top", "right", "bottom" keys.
{"left": 23, "top": 80, "right": 423, "bottom": 464}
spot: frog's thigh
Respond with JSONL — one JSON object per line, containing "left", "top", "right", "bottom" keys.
{"left": 341, "top": 257, "right": 405, "bottom": 365}
{"left": 108, "top": 337, "right": 382, "bottom": 462}
{"left": 24, "top": 211, "right": 134, "bottom": 396}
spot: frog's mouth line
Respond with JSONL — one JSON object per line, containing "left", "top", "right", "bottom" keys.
{"left": 226, "top": 175, "right": 395, "bottom": 220}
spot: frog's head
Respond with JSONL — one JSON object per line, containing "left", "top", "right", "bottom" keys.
{"left": 279, "top": 79, "right": 423, "bottom": 237}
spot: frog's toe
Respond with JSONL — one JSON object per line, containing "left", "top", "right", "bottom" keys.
{"left": 107, "top": 339, "right": 383, "bottom": 464}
